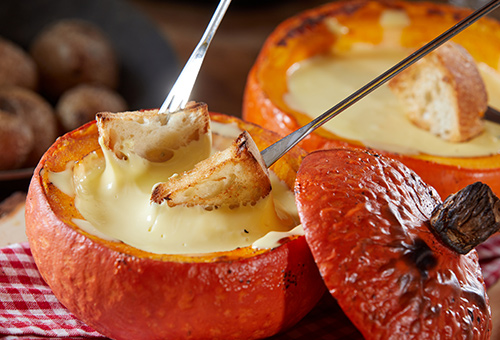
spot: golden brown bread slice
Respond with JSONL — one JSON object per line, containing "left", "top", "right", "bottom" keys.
{"left": 388, "top": 41, "right": 487, "bottom": 142}
{"left": 151, "top": 131, "right": 271, "bottom": 209}
{"left": 96, "top": 102, "right": 210, "bottom": 162}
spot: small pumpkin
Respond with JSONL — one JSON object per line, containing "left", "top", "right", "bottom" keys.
{"left": 243, "top": 0, "right": 500, "bottom": 199}
{"left": 25, "top": 112, "right": 326, "bottom": 340}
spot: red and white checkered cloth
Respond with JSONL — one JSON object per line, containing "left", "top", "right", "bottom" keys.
{"left": 477, "top": 233, "right": 500, "bottom": 288}
{"left": 1, "top": 238, "right": 500, "bottom": 339}
{"left": 0, "top": 243, "right": 104, "bottom": 339}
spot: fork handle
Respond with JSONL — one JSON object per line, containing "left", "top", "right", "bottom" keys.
{"left": 159, "top": 0, "right": 232, "bottom": 114}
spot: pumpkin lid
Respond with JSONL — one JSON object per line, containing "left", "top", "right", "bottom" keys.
{"left": 294, "top": 147, "right": 492, "bottom": 339}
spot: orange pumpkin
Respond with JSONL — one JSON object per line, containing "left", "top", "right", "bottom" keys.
{"left": 243, "top": 0, "right": 500, "bottom": 199}
{"left": 24, "top": 112, "right": 326, "bottom": 340}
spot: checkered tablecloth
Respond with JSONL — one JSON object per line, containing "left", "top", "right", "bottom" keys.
{"left": 2, "top": 238, "right": 500, "bottom": 340}
{"left": 0, "top": 243, "right": 104, "bottom": 339}
{"left": 476, "top": 233, "right": 500, "bottom": 288}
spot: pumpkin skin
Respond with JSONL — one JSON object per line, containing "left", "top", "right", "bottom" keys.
{"left": 24, "top": 112, "right": 326, "bottom": 340}
{"left": 295, "top": 148, "right": 491, "bottom": 339}
{"left": 243, "top": 0, "right": 500, "bottom": 199}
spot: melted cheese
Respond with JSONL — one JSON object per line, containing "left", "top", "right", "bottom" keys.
{"left": 379, "top": 9, "right": 411, "bottom": 47}
{"left": 284, "top": 9, "right": 500, "bottom": 157}
{"left": 49, "top": 123, "right": 298, "bottom": 255}
{"left": 252, "top": 224, "right": 304, "bottom": 250}
{"left": 285, "top": 50, "right": 500, "bottom": 157}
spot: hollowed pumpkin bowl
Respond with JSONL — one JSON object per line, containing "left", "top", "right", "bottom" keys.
{"left": 243, "top": 0, "right": 500, "bottom": 199}
{"left": 25, "top": 112, "right": 326, "bottom": 340}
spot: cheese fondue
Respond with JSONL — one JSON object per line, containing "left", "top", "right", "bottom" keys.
{"left": 285, "top": 50, "right": 500, "bottom": 157}
{"left": 49, "top": 122, "right": 299, "bottom": 255}
{"left": 284, "top": 9, "right": 500, "bottom": 157}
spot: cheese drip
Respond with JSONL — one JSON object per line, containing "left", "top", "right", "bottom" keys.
{"left": 49, "top": 124, "right": 298, "bottom": 255}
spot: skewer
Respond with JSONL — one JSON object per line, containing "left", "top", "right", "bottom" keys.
{"left": 159, "top": 0, "right": 231, "bottom": 114}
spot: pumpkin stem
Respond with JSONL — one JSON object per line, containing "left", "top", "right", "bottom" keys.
{"left": 429, "top": 182, "right": 500, "bottom": 254}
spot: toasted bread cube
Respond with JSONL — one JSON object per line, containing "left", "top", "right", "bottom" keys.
{"left": 96, "top": 102, "right": 210, "bottom": 162}
{"left": 151, "top": 131, "right": 271, "bottom": 209}
{"left": 389, "top": 42, "right": 487, "bottom": 142}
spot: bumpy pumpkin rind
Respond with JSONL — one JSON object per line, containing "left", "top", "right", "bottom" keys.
{"left": 25, "top": 113, "right": 326, "bottom": 340}
{"left": 295, "top": 148, "right": 491, "bottom": 339}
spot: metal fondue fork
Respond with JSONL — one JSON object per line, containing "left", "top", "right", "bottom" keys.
{"left": 261, "top": 0, "right": 500, "bottom": 168}
{"left": 159, "top": 0, "right": 231, "bottom": 114}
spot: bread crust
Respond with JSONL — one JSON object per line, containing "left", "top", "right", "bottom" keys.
{"left": 0, "top": 111, "right": 34, "bottom": 170}
{"left": 151, "top": 131, "right": 271, "bottom": 209}
{"left": 0, "top": 87, "right": 57, "bottom": 167}
{"left": 96, "top": 102, "right": 210, "bottom": 162}
{"left": 389, "top": 42, "right": 487, "bottom": 142}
